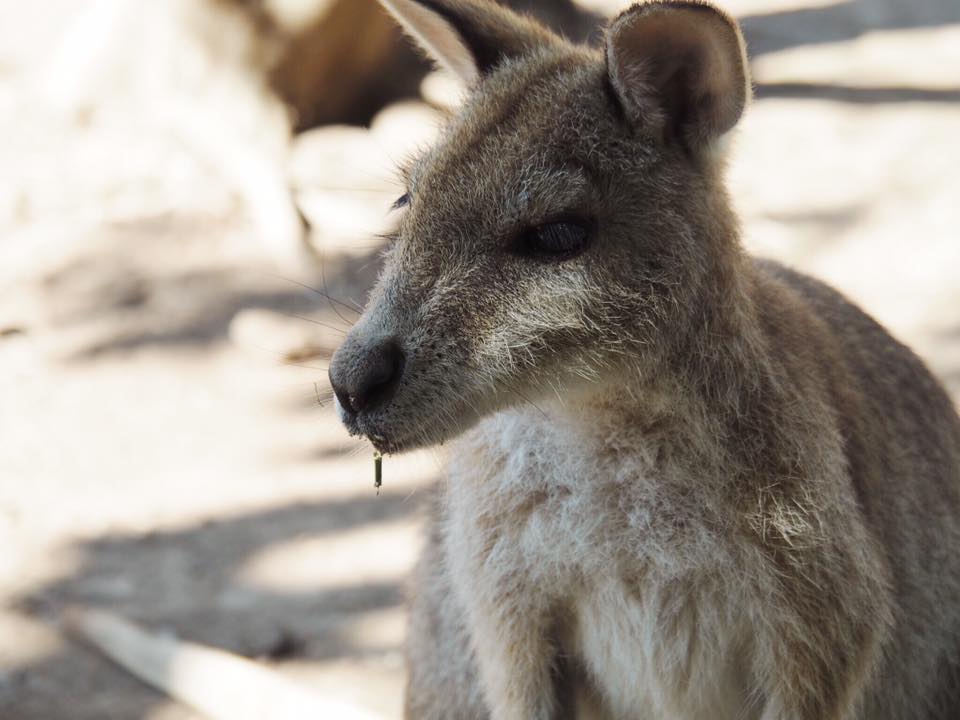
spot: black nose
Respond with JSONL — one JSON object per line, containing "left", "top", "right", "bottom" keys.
{"left": 329, "top": 338, "right": 405, "bottom": 416}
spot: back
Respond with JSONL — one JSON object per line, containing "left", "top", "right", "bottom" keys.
{"left": 755, "top": 258, "right": 960, "bottom": 718}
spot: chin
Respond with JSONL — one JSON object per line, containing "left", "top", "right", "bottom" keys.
{"left": 359, "top": 425, "right": 437, "bottom": 455}
{"left": 340, "top": 400, "right": 482, "bottom": 455}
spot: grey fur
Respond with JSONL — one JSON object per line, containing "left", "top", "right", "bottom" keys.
{"left": 328, "top": 2, "right": 960, "bottom": 718}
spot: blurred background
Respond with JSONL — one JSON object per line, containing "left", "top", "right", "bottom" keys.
{"left": 0, "top": 0, "right": 958, "bottom": 717}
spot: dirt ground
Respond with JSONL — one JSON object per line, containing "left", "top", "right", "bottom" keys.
{"left": 1, "top": 0, "right": 958, "bottom": 718}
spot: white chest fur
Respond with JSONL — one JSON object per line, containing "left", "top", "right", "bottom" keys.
{"left": 572, "top": 573, "right": 751, "bottom": 720}
{"left": 445, "top": 407, "right": 755, "bottom": 720}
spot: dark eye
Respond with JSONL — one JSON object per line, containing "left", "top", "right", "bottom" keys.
{"left": 391, "top": 193, "right": 410, "bottom": 211}
{"left": 519, "top": 219, "right": 591, "bottom": 259}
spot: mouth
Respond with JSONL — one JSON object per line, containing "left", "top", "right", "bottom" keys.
{"left": 366, "top": 433, "right": 409, "bottom": 455}
{"left": 336, "top": 395, "right": 475, "bottom": 455}
{"left": 336, "top": 399, "right": 419, "bottom": 454}
{"left": 349, "top": 423, "right": 423, "bottom": 455}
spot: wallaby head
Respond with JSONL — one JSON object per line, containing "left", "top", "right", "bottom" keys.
{"left": 329, "top": 0, "right": 751, "bottom": 453}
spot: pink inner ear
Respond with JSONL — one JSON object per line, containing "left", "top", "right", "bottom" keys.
{"left": 607, "top": 4, "right": 748, "bottom": 144}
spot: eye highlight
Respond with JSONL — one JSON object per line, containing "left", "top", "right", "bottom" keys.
{"left": 517, "top": 218, "right": 592, "bottom": 260}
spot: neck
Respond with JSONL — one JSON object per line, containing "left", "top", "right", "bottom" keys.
{"left": 550, "top": 251, "right": 777, "bottom": 462}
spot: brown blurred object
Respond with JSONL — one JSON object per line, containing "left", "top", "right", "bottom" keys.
{"left": 268, "top": 0, "right": 424, "bottom": 130}
{"left": 267, "top": 0, "right": 602, "bottom": 130}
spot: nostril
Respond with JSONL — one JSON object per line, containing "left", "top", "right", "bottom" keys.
{"left": 356, "top": 339, "right": 405, "bottom": 412}
{"left": 329, "top": 338, "right": 405, "bottom": 417}
{"left": 332, "top": 384, "right": 357, "bottom": 416}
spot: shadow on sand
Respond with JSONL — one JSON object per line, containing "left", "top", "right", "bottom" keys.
{"left": 2, "top": 489, "right": 430, "bottom": 719}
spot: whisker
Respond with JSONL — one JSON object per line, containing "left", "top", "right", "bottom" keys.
{"left": 300, "top": 185, "right": 395, "bottom": 193}
{"left": 236, "top": 341, "right": 335, "bottom": 371}
{"left": 267, "top": 273, "right": 362, "bottom": 317}
{"left": 314, "top": 382, "right": 329, "bottom": 407}
{"left": 285, "top": 313, "right": 348, "bottom": 335}
{"left": 346, "top": 442, "right": 370, "bottom": 459}
{"left": 316, "top": 247, "right": 356, "bottom": 326}
{"left": 508, "top": 384, "right": 548, "bottom": 420}
{"left": 282, "top": 359, "right": 329, "bottom": 372}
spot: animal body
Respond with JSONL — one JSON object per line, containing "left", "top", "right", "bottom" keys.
{"left": 328, "top": 1, "right": 960, "bottom": 718}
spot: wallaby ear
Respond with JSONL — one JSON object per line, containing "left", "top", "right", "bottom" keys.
{"left": 377, "top": 0, "right": 559, "bottom": 84}
{"left": 606, "top": 1, "right": 749, "bottom": 150}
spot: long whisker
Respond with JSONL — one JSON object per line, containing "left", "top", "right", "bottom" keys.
{"left": 285, "top": 313, "right": 348, "bottom": 335}
{"left": 267, "top": 273, "right": 362, "bottom": 317}
{"left": 283, "top": 360, "right": 328, "bottom": 371}
{"left": 237, "top": 342, "right": 333, "bottom": 371}
{"left": 508, "top": 384, "right": 548, "bottom": 420}
{"left": 316, "top": 247, "right": 355, "bottom": 326}
{"left": 301, "top": 185, "right": 395, "bottom": 193}
{"left": 314, "top": 382, "right": 335, "bottom": 407}
{"left": 345, "top": 442, "right": 371, "bottom": 459}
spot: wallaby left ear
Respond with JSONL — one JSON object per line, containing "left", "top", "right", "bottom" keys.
{"left": 606, "top": 1, "right": 750, "bottom": 151}
{"left": 378, "top": 0, "right": 560, "bottom": 84}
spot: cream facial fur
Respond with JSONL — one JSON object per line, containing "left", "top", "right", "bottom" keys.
{"left": 329, "top": 2, "right": 960, "bottom": 718}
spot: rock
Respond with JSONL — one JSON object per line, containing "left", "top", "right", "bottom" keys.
{"left": 290, "top": 125, "right": 399, "bottom": 251}
{"left": 419, "top": 70, "right": 465, "bottom": 112}
{"left": 370, "top": 101, "right": 445, "bottom": 161}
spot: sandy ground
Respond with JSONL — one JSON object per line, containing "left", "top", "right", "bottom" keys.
{"left": 1, "top": 0, "right": 958, "bottom": 718}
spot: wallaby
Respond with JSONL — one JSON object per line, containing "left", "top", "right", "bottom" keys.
{"left": 327, "top": 1, "right": 960, "bottom": 718}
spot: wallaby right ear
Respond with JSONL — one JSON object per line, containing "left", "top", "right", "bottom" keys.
{"left": 606, "top": 1, "right": 750, "bottom": 151}
{"left": 377, "top": 0, "right": 560, "bottom": 84}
